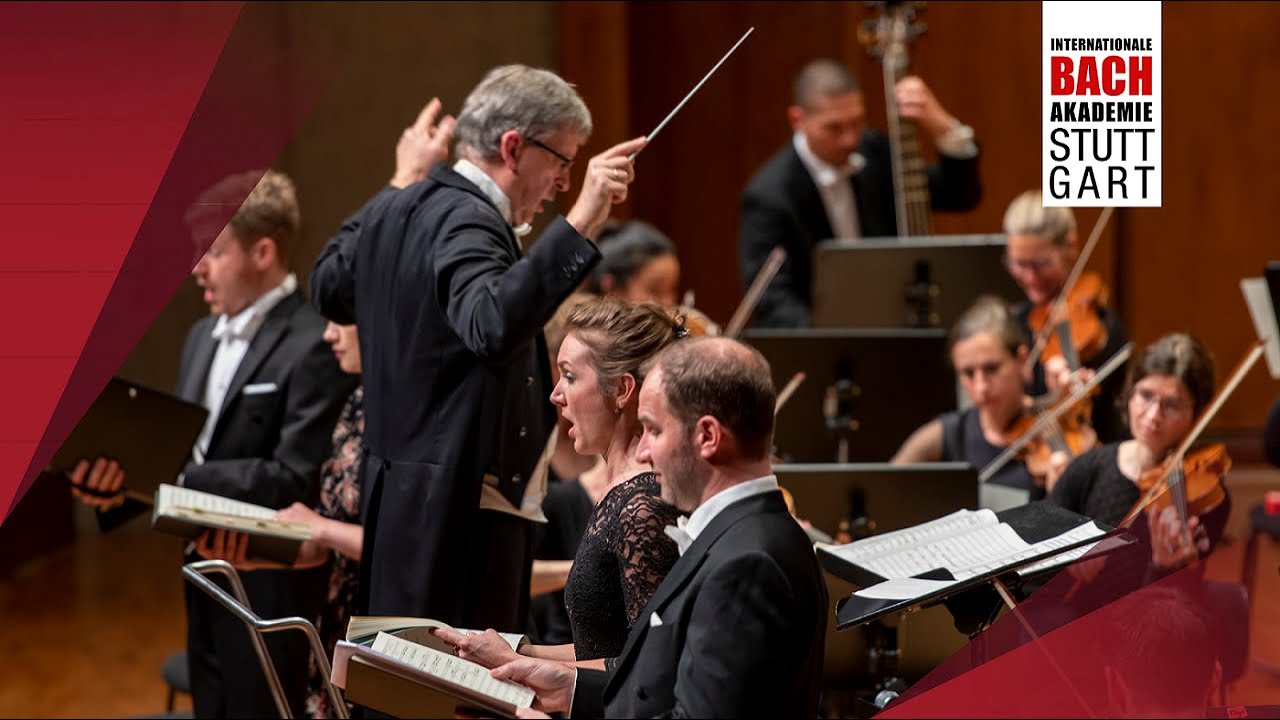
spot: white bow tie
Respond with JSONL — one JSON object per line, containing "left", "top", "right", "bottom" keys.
{"left": 664, "top": 516, "right": 693, "bottom": 556}
{"left": 211, "top": 312, "right": 263, "bottom": 343}
{"left": 817, "top": 153, "right": 867, "bottom": 187}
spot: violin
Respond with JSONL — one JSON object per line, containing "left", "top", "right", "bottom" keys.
{"left": 677, "top": 302, "right": 720, "bottom": 337}
{"left": 1123, "top": 340, "right": 1266, "bottom": 534}
{"left": 1024, "top": 208, "right": 1115, "bottom": 380}
{"left": 1004, "top": 399, "right": 1098, "bottom": 488}
{"left": 1133, "top": 443, "right": 1231, "bottom": 525}
{"left": 1026, "top": 270, "right": 1111, "bottom": 372}
{"left": 980, "top": 343, "right": 1133, "bottom": 485}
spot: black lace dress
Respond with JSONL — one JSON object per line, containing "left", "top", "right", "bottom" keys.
{"left": 562, "top": 472, "right": 680, "bottom": 662}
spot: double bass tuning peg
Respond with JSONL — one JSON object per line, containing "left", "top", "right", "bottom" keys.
{"left": 857, "top": 20, "right": 882, "bottom": 49}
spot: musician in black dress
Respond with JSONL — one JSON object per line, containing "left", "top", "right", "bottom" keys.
{"left": 439, "top": 296, "right": 688, "bottom": 670}
{"left": 1049, "top": 333, "right": 1230, "bottom": 554}
{"left": 892, "top": 296, "right": 1041, "bottom": 499}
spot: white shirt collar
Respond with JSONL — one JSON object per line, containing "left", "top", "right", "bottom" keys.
{"left": 211, "top": 272, "right": 296, "bottom": 342}
{"left": 452, "top": 159, "right": 533, "bottom": 239}
{"left": 792, "top": 131, "right": 865, "bottom": 188}
{"left": 664, "top": 475, "right": 780, "bottom": 555}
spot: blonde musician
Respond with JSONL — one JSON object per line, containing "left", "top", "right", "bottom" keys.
{"left": 1002, "top": 190, "right": 1131, "bottom": 442}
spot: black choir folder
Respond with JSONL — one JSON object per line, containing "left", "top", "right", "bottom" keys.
{"left": 47, "top": 377, "right": 208, "bottom": 503}
{"left": 149, "top": 484, "right": 310, "bottom": 564}
{"left": 819, "top": 501, "right": 1131, "bottom": 630}
{"left": 332, "top": 629, "right": 534, "bottom": 719}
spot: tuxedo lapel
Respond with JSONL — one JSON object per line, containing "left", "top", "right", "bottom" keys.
{"left": 212, "top": 292, "right": 299, "bottom": 434}
{"left": 782, "top": 145, "right": 835, "bottom": 246}
{"left": 606, "top": 491, "right": 788, "bottom": 696}
{"left": 180, "top": 321, "right": 217, "bottom": 404}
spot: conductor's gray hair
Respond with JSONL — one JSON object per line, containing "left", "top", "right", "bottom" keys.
{"left": 454, "top": 65, "right": 593, "bottom": 162}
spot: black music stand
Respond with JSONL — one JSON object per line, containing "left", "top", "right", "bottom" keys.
{"left": 811, "top": 234, "right": 1022, "bottom": 329}
{"left": 777, "top": 463, "right": 980, "bottom": 691}
{"left": 825, "top": 502, "right": 1130, "bottom": 632}
{"left": 743, "top": 329, "right": 954, "bottom": 462}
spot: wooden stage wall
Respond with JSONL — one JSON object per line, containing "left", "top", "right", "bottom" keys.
{"left": 560, "top": 0, "right": 1280, "bottom": 434}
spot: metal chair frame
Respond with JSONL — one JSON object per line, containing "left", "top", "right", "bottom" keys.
{"left": 181, "top": 559, "right": 350, "bottom": 719}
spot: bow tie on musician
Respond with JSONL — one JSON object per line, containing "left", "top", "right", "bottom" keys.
{"left": 1002, "top": 191, "right": 1132, "bottom": 448}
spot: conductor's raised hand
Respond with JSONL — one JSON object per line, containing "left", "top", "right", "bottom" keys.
{"left": 392, "top": 97, "right": 456, "bottom": 188}
{"left": 566, "top": 136, "right": 647, "bottom": 240}
{"left": 68, "top": 457, "right": 127, "bottom": 510}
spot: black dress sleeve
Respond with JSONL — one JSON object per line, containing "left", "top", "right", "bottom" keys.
{"left": 610, "top": 488, "right": 681, "bottom": 625}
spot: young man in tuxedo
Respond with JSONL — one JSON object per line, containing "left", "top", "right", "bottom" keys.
{"left": 479, "top": 337, "right": 829, "bottom": 718}
{"left": 72, "top": 170, "right": 356, "bottom": 718}
{"left": 739, "top": 58, "right": 983, "bottom": 328}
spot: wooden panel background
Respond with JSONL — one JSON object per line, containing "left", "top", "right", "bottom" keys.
{"left": 113, "top": 2, "right": 1280, "bottom": 435}
{"left": 561, "top": 0, "right": 1280, "bottom": 433}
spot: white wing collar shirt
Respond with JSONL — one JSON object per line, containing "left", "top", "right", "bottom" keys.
{"left": 453, "top": 158, "right": 534, "bottom": 242}
{"left": 663, "top": 475, "right": 780, "bottom": 555}
{"left": 191, "top": 272, "right": 297, "bottom": 465}
{"left": 793, "top": 131, "right": 865, "bottom": 241}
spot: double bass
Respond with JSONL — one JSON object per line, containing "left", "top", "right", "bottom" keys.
{"left": 860, "top": 1, "right": 932, "bottom": 237}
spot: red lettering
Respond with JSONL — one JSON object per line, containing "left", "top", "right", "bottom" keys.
{"left": 1129, "top": 55, "right": 1152, "bottom": 95}
{"left": 1076, "top": 57, "right": 1100, "bottom": 95}
{"left": 1102, "top": 56, "right": 1125, "bottom": 95}
{"left": 1051, "top": 56, "right": 1074, "bottom": 95}
{"left": 1055, "top": 55, "right": 1154, "bottom": 96}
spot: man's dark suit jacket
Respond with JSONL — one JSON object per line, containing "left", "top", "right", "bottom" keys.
{"left": 311, "top": 164, "right": 598, "bottom": 628}
{"left": 176, "top": 290, "right": 357, "bottom": 506}
{"left": 570, "top": 489, "right": 829, "bottom": 719}
{"left": 739, "top": 129, "right": 982, "bottom": 328}
{"left": 177, "top": 289, "right": 356, "bottom": 719}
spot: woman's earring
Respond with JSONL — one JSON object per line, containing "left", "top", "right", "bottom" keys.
{"left": 615, "top": 406, "right": 623, "bottom": 414}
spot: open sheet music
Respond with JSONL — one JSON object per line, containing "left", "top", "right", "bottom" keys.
{"left": 150, "top": 484, "right": 311, "bottom": 564}
{"left": 332, "top": 632, "right": 534, "bottom": 718}
{"left": 822, "top": 502, "right": 1122, "bottom": 630}
{"left": 346, "top": 615, "right": 525, "bottom": 655}
{"left": 819, "top": 508, "right": 1107, "bottom": 586}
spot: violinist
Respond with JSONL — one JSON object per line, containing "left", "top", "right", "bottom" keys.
{"left": 1003, "top": 190, "right": 1131, "bottom": 443}
{"left": 585, "top": 218, "right": 719, "bottom": 336}
{"left": 1048, "top": 333, "right": 1230, "bottom": 556}
{"left": 891, "top": 296, "right": 1043, "bottom": 499}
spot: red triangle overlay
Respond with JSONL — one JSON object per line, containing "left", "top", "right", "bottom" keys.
{"left": 879, "top": 538, "right": 1256, "bottom": 718}
{"left": 1, "top": 2, "right": 341, "bottom": 521}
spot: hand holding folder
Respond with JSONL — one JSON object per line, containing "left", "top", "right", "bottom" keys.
{"left": 49, "top": 377, "right": 209, "bottom": 506}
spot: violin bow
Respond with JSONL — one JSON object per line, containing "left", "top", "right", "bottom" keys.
{"left": 775, "top": 372, "right": 806, "bottom": 416}
{"left": 1025, "top": 206, "right": 1114, "bottom": 373}
{"left": 725, "top": 246, "right": 787, "bottom": 339}
{"left": 629, "top": 27, "right": 754, "bottom": 161}
{"left": 1123, "top": 339, "right": 1266, "bottom": 527}
{"left": 979, "top": 342, "right": 1133, "bottom": 484}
